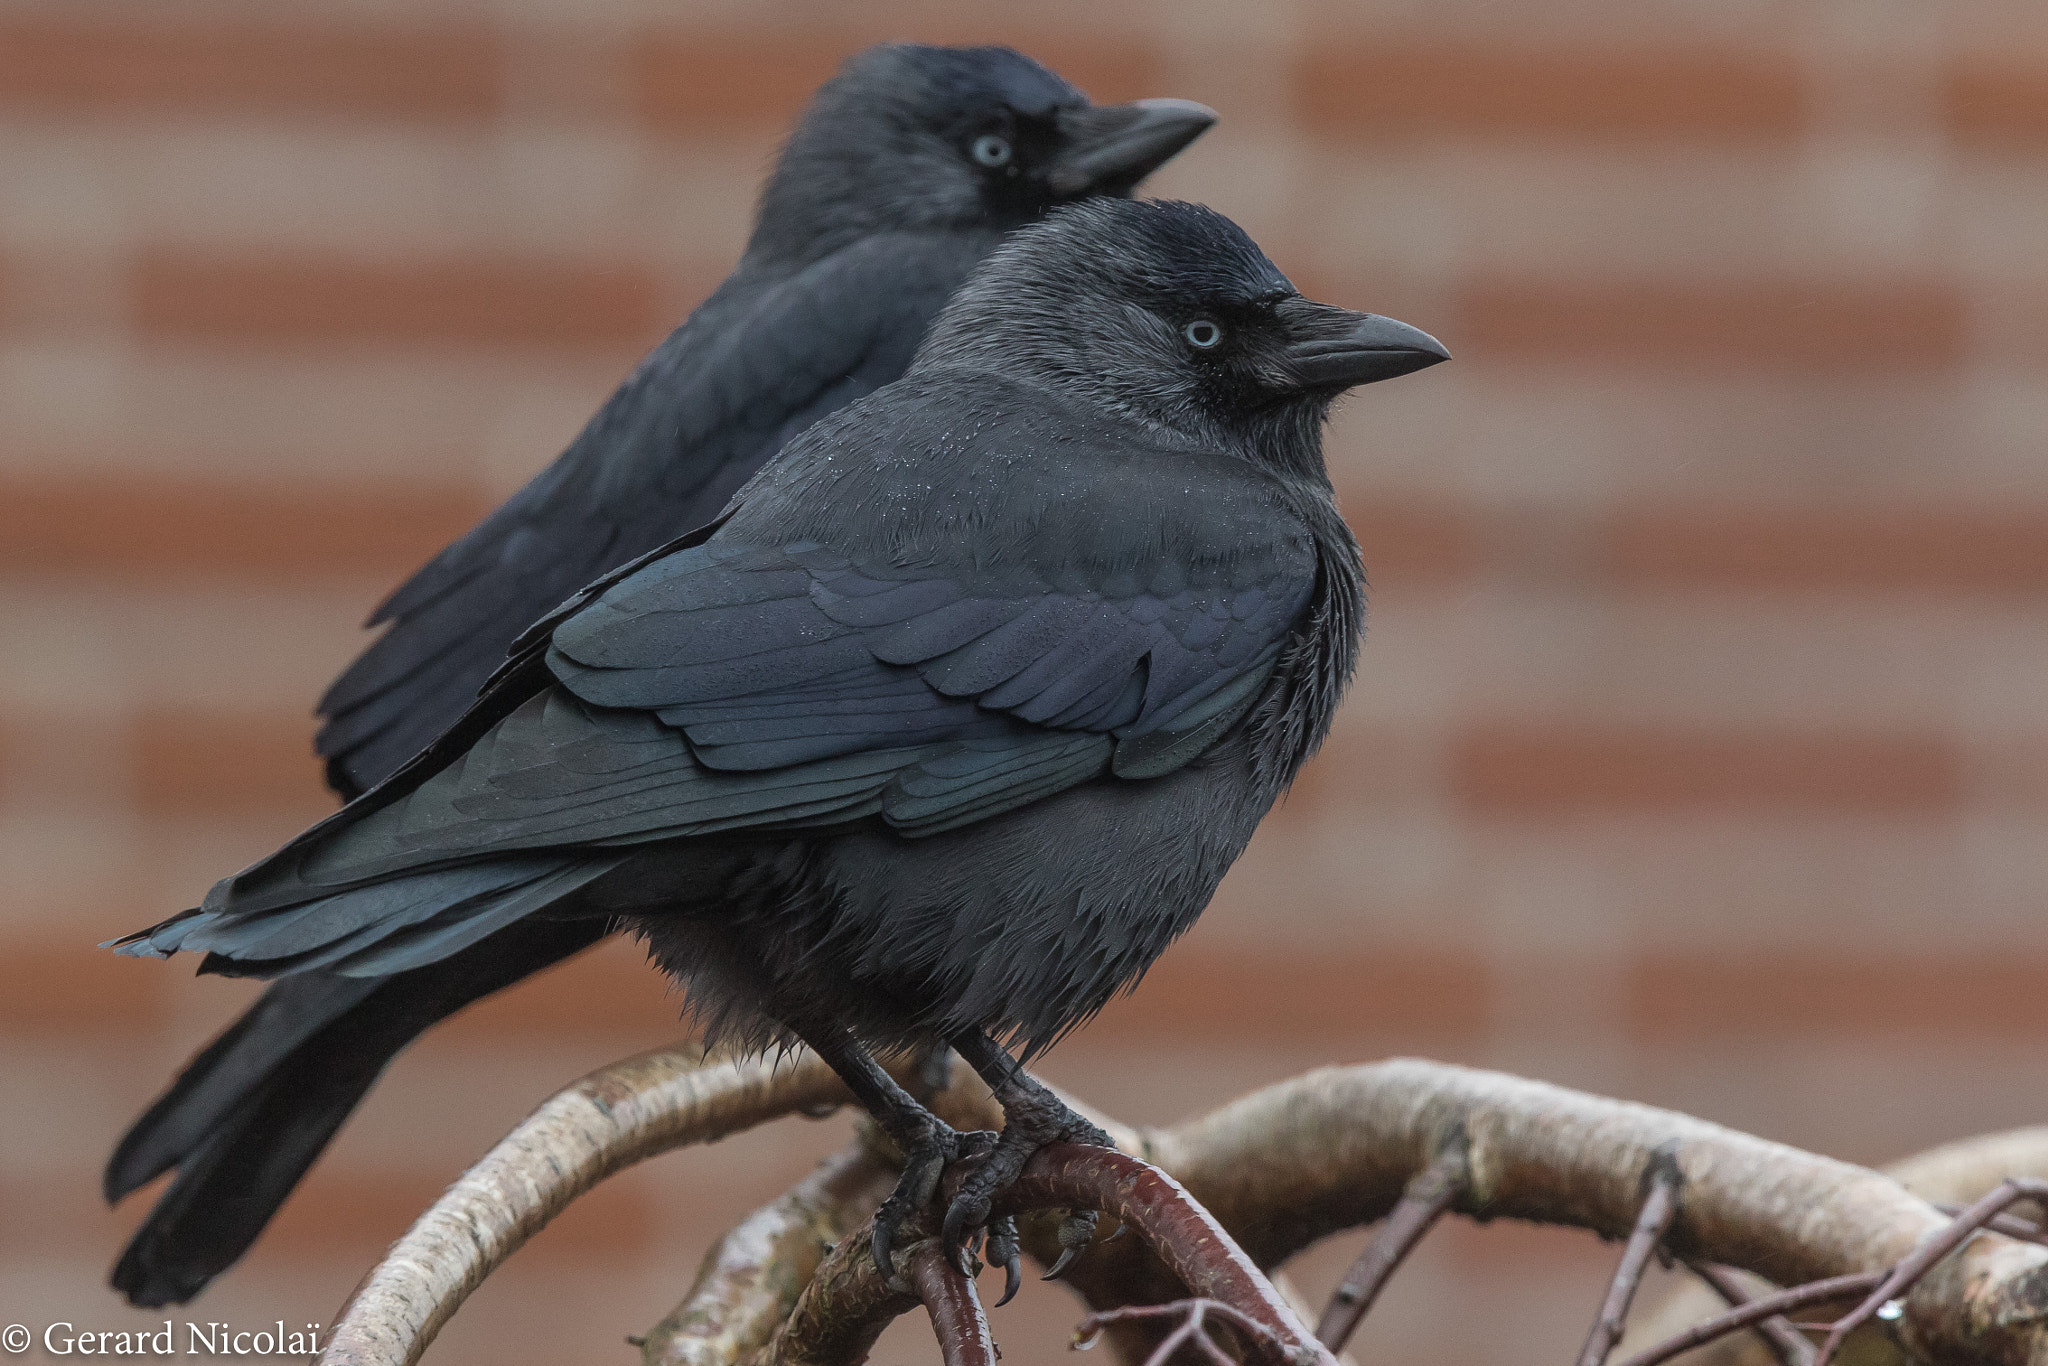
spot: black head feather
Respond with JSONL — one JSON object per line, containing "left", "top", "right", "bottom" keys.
{"left": 915, "top": 199, "right": 1362, "bottom": 464}
{"left": 748, "top": 44, "right": 1209, "bottom": 263}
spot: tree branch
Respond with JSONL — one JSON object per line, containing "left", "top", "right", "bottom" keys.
{"left": 322, "top": 1044, "right": 932, "bottom": 1366}
{"left": 1814, "top": 1178, "right": 2048, "bottom": 1366}
{"left": 315, "top": 1057, "right": 2048, "bottom": 1366}
{"left": 1685, "top": 1260, "right": 1815, "bottom": 1366}
{"left": 1615, "top": 1275, "right": 1885, "bottom": 1366}
{"left": 1076, "top": 1299, "right": 1306, "bottom": 1366}
{"left": 749, "top": 1232, "right": 919, "bottom": 1366}
{"left": 986, "top": 1145, "right": 1332, "bottom": 1366}
{"left": 908, "top": 1243, "right": 997, "bottom": 1366}
{"left": 1132, "top": 1060, "right": 2048, "bottom": 1365}
{"left": 1578, "top": 1146, "right": 1684, "bottom": 1366}
{"left": 1620, "top": 1124, "right": 2048, "bottom": 1366}
{"left": 638, "top": 1144, "right": 896, "bottom": 1366}
{"left": 743, "top": 1143, "right": 1337, "bottom": 1366}
{"left": 1315, "top": 1141, "right": 1467, "bottom": 1351}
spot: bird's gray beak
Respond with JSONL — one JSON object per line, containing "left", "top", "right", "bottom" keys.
{"left": 1279, "top": 297, "right": 1451, "bottom": 390}
{"left": 1045, "top": 98, "right": 1218, "bottom": 197}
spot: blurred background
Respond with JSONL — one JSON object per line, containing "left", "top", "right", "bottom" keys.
{"left": 4, "top": 2, "right": 2047, "bottom": 1363}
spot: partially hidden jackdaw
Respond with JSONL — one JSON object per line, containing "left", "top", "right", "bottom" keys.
{"left": 111, "top": 198, "right": 1447, "bottom": 1303}
{"left": 104, "top": 44, "right": 1214, "bottom": 1307}
{"left": 318, "top": 47, "right": 1214, "bottom": 795}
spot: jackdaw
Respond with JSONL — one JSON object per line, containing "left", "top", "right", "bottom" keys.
{"left": 104, "top": 44, "right": 1213, "bottom": 1307}
{"left": 110, "top": 199, "right": 1447, "bottom": 1302}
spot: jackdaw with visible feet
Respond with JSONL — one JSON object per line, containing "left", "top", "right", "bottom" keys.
{"left": 104, "top": 43, "right": 1213, "bottom": 1308}
{"left": 110, "top": 198, "right": 1446, "bottom": 1305}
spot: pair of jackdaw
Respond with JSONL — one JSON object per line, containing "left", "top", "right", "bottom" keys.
{"left": 106, "top": 42, "right": 1447, "bottom": 1306}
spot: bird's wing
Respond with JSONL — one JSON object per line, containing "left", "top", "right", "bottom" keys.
{"left": 329, "top": 460, "right": 1315, "bottom": 869}
{"left": 313, "top": 231, "right": 981, "bottom": 797}
{"left": 119, "top": 394, "right": 1321, "bottom": 972}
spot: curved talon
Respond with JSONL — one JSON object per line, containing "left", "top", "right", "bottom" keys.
{"left": 1041, "top": 1207, "right": 1100, "bottom": 1281}
{"left": 941, "top": 1191, "right": 992, "bottom": 1275}
{"left": 986, "top": 1217, "right": 1023, "bottom": 1307}
{"left": 871, "top": 1208, "right": 911, "bottom": 1290}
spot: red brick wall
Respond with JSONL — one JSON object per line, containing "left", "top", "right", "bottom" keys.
{"left": 5, "top": 5, "right": 2047, "bottom": 1364}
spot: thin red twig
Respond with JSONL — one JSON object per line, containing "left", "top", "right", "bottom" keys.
{"left": 1577, "top": 1147, "right": 1685, "bottom": 1366}
{"left": 1315, "top": 1145, "right": 1466, "bottom": 1351}
{"left": 1687, "top": 1261, "right": 1816, "bottom": 1366}
{"left": 1813, "top": 1177, "right": 2048, "bottom": 1366}
{"left": 1075, "top": 1299, "right": 1299, "bottom": 1366}
{"left": 910, "top": 1242, "right": 998, "bottom": 1366}
{"left": 1613, "top": 1274, "right": 1886, "bottom": 1366}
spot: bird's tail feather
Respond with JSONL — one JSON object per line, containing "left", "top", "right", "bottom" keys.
{"left": 106, "top": 918, "right": 611, "bottom": 1306}
{"left": 118, "top": 855, "right": 623, "bottom": 978}
{"left": 105, "top": 972, "right": 382, "bottom": 1202}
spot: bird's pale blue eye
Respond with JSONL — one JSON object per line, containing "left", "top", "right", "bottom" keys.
{"left": 1184, "top": 319, "right": 1224, "bottom": 349}
{"left": 972, "top": 135, "right": 1012, "bottom": 168}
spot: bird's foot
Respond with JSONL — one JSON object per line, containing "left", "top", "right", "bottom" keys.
{"left": 939, "top": 1088, "right": 1115, "bottom": 1286}
{"left": 871, "top": 1121, "right": 995, "bottom": 1291}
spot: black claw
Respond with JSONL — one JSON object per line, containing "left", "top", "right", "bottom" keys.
{"left": 871, "top": 1213, "right": 903, "bottom": 1288}
{"left": 998, "top": 1250, "right": 1023, "bottom": 1306}
{"left": 941, "top": 1191, "right": 989, "bottom": 1275}
{"left": 1041, "top": 1207, "right": 1099, "bottom": 1281}
{"left": 985, "top": 1217, "right": 1023, "bottom": 1307}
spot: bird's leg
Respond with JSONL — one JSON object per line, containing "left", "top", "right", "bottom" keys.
{"left": 943, "top": 1030, "right": 1116, "bottom": 1289}
{"left": 787, "top": 1020, "right": 993, "bottom": 1289}
{"left": 908, "top": 1041, "right": 955, "bottom": 1102}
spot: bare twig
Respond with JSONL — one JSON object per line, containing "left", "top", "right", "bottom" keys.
{"left": 1614, "top": 1274, "right": 1885, "bottom": 1366}
{"left": 908, "top": 1242, "right": 997, "bottom": 1366}
{"left": 1686, "top": 1261, "right": 1814, "bottom": 1366}
{"left": 1934, "top": 1203, "right": 2048, "bottom": 1246}
{"left": 1813, "top": 1177, "right": 2048, "bottom": 1366}
{"left": 1620, "top": 1124, "right": 2048, "bottom": 1366}
{"left": 1076, "top": 1299, "right": 1303, "bottom": 1366}
{"left": 1314, "top": 1141, "right": 1466, "bottom": 1351}
{"left": 1578, "top": 1147, "right": 1685, "bottom": 1366}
